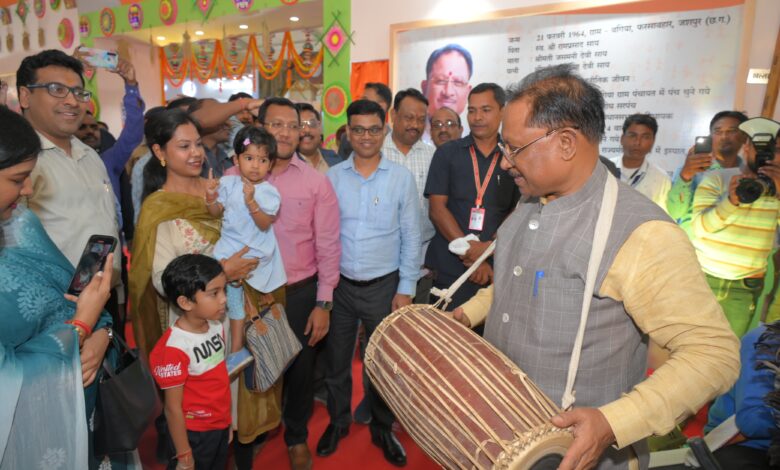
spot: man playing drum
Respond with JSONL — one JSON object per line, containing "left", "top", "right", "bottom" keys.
{"left": 452, "top": 64, "right": 740, "bottom": 470}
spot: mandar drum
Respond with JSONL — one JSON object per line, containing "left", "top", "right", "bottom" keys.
{"left": 364, "top": 305, "right": 573, "bottom": 470}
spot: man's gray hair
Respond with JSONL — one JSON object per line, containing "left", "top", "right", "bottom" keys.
{"left": 506, "top": 64, "right": 605, "bottom": 144}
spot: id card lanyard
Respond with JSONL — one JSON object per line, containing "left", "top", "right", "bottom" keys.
{"left": 468, "top": 146, "right": 499, "bottom": 232}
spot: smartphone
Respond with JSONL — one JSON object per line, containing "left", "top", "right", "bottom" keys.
{"left": 694, "top": 136, "right": 712, "bottom": 154}
{"left": 226, "top": 347, "right": 254, "bottom": 379}
{"left": 79, "top": 47, "right": 118, "bottom": 70}
{"left": 67, "top": 235, "right": 117, "bottom": 295}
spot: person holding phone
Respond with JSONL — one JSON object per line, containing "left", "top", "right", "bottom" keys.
{"left": 0, "top": 107, "right": 138, "bottom": 469}
{"left": 689, "top": 118, "right": 780, "bottom": 337}
{"left": 667, "top": 111, "right": 748, "bottom": 236}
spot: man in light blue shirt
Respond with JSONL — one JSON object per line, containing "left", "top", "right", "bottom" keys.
{"left": 317, "top": 99, "right": 421, "bottom": 467}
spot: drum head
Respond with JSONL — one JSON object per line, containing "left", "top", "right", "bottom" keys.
{"left": 498, "top": 428, "right": 573, "bottom": 470}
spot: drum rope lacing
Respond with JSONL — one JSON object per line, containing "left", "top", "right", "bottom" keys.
{"left": 367, "top": 306, "right": 566, "bottom": 468}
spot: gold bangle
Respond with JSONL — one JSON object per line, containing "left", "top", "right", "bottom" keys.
{"left": 70, "top": 325, "right": 86, "bottom": 347}
{"left": 72, "top": 325, "right": 86, "bottom": 338}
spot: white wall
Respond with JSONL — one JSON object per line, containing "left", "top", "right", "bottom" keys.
{"left": 351, "top": 0, "right": 551, "bottom": 63}
{"left": 352, "top": 0, "right": 780, "bottom": 119}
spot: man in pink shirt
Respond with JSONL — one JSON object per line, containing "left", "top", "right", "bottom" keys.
{"left": 258, "top": 97, "right": 341, "bottom": 470}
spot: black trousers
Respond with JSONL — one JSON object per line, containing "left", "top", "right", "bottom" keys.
{"left": 714, "top": 444, "right": 779, "bottom": 470}
{"left": 282, "top": 277, "right": 319, "bottom": 446}
{"left": 325, "top": 271, "right": 398, "bottom": 431}
{"left": 166, "top": 427, "right": 229, "bottom": 470}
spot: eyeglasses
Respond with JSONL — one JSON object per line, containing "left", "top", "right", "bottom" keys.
{"left": 300, "top": 119, "right": 320, "bottom": 129}
{"left": 498, "top": 126, "right": 579, "bottom": 166}
{"left": 430, "top": 76, "right": 469, "bottom": 89}
{"left": 25, "top": 82, "right": 92, "bottom": 103}
{"left": 431, "top": 119, "right": 459, "bottom": 130}
{"left": 265, "top": 121, "right": 301, "bottom": 132}
{"left": 349, "top": 126, "right": 384, "bottom": 136}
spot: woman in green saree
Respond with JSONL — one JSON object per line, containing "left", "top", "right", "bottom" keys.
{"left": 130, "top": 109, "right": 283, "bottom": 469}
{"left": 0, "top": 107, "right": 138, "bottom": 469}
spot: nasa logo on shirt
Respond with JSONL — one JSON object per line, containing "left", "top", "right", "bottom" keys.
{"left": 193, "top": 333, "right": 225, "bottom": 364}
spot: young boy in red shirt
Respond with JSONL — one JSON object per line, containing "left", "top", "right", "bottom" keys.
{"left": 150, "top": 254, "right": 231, "bottom": 470}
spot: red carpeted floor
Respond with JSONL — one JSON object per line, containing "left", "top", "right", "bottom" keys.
{"left": 129, "top": 322, "right": 707, "bottom": 470}
{"left": 129, "top": 321, "right": 438, "bottom": 469}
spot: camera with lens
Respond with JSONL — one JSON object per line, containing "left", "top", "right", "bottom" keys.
{"left": 735, "top": 118, "right": 780, "bottom": 204}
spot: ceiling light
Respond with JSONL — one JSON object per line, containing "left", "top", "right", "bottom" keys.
{"left": 239, "top": 24, "right": 249, "bottom": 30}
{"left": 156, "top": 36, "right": 166, "bottom": 41}
{"left": 290, "top": 16, "right": 300, "bottom": 22}
{"left": 195, "top": 30, "right": 204, "bottom": 36}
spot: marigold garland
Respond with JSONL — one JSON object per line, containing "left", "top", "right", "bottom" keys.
{"left": 160, "top": 31, "right": 323, "bottom": 88}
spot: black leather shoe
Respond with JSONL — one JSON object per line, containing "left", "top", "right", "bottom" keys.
{"left": 370, "top": 428, "right": 407, "bottom": 467}
{"left": 316, "top": 424, "right": 349, "bottom": 457}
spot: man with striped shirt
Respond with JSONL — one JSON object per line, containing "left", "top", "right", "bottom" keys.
{"left": 382, "top": 88, "right": 436, "bottom": 284}
{"left": 691, "top": 117, "right": 780, "bottom": 337}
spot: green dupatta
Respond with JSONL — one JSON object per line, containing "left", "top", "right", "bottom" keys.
{"left": 129, "top": 191, "right": 221, "bottom": 358}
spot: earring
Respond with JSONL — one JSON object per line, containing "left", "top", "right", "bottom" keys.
{"left": 160, "top": 159, "right": 166, "bottom": 168}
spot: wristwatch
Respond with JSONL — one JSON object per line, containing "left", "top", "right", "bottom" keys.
{"left": 103, "top": 326, "right": 114, "bottom": 341}
{"left": 315, "top": 301, "right": 333, "bottom": 311}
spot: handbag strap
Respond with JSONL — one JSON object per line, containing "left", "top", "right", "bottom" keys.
{"left": 100, "top": 332, "right": 138, "bottom": 378}
{"left": 243, "top": 289, "right": 277, "bottom": 324}
{"left": 561, "top": 174, "right": 618, "bottom": 410}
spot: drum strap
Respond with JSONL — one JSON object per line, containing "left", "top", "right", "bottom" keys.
{"left": 561, "top": 174, "right": 618, "bottom": 410}
{"left": 431, "top": 241, "right": 496, "bottom": 311}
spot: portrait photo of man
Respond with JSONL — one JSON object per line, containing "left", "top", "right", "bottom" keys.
{"left": 420, "top": 44, "right": 474, "bottom": 119}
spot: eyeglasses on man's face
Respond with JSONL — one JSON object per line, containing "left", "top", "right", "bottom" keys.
{"left": 265, "top": 121, "right": 301, "bottom": 132}
{"left": 498, "top": 126, "right": 580, "bottom": 166}
{"left": 431, "top": 119, "right": 459, "bottom": 130}
{"left": 25, "top": 82, "right": 92, "bottom": 103}
{"left": 349, "top": 126, "right": 384, "bottom": 137}
{"left": 300, "top": 119, "right": 320, "bottom": 130}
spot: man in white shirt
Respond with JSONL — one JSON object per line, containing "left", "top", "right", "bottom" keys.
{"left": 611, "top": 113, "right": 671, "bottom": 212}
{"left": 17, "top": 50, "right": 122, "bottom": 325}
{"left": 382, "top": 88, "right": 436, "bottom": 300}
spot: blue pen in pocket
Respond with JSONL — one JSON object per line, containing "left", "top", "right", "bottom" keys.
{"left": 533, "top": 270, "right": 544, "bottom": 297}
